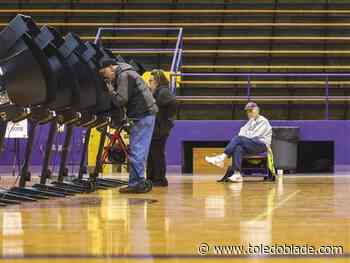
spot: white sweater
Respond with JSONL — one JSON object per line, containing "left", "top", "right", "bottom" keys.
{"left": 238, "top": 115, "right": 272, "bottom": 147}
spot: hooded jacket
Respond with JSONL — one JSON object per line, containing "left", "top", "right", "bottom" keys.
{"left": 110, "top": 63, "right": 158, "bottom": 119}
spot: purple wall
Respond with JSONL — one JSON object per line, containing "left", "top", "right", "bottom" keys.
{"left": 0, "top": 124, "right": 86, "bottom": 174}
{"left": 1, "top": 120, "right": 349, "bottom": 174}
{"left": 166, "top": 120, "right": 350, "bottom": 172}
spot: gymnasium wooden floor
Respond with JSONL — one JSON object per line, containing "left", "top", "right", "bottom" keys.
{"left": 0, "top": 174, "right": 348, "bottom": 263}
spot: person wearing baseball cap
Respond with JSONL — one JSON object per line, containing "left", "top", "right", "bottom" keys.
{"left": 99, "top": 58, "right": 158, "bottom": 193}
{"left": 205, "top": 102, "right": 272, "bottom": 182}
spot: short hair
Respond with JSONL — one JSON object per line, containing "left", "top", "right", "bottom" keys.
{"left": 150, "top": 69, "right": 169, "bottom": 87}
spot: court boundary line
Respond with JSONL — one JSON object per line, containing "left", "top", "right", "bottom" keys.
{"left": 249, "top": 190, "right": 301, "bottom": 223}
{"left": 0, "top": 253, "right": 348, "bottom": 260}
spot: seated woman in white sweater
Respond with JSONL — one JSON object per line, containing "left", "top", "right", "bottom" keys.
{"left": 205, "top": 102, "right": 272, "bottom": 182}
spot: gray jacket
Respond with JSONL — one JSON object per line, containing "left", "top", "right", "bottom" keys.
{"left": 238, "top": 115, "right": 272, "bottom": 147}
{"left": 110, "top": 63, "right": 158, "bottom": 119}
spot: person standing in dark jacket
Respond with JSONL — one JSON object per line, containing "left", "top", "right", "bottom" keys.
{"left": 99, "top": 59, "right": 158, "bottom": 193}
{"left": 147, "top": 70, "right": 177, "bottom": 187}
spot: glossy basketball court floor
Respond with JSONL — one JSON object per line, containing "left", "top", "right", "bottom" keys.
{"left": 0, "top": 174, "right": 348, "bottom": 263}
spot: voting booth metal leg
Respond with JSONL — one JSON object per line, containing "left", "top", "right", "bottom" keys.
{"left": 70, "top": 128, "right": 106, "bottom": 191}
{"left": 9, "top": 122, "right": 62, "bottom": 200}
{"left": 32, "top": 121, "right": 73, "bottom": 196}
{"left": 91, "top": 127, "right": 127, "bottom": 188}
{"left": 0, "top": 121, "right": 6, "bottom": 155}
{"left": 90, "top": 126, "right": 107, "bottom": 180}
{"left": 51, "top": 125, "right": 88, "bottom": 193}
{"left": 0, "top": 121, "right": 38, "bottom": 203}
{"left": 77, "top": 128, "right": 91, "bottom": 180}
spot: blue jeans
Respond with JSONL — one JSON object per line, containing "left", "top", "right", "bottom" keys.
{"left": 128, "top": 115, "right": 155, "bottom": 186}
{"left": 224, "top": 136, "right": 266, "bottom": 171}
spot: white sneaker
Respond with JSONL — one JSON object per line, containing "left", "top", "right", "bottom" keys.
{"left": 228, "top": 171, "right": 243, "bottom": 183}
{"left": 205, "top": 154, "right": 226, "bottom": 168}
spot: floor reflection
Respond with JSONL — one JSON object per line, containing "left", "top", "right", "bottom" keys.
{"left": 0, "top": 175, "right": 347, "bottom": 259}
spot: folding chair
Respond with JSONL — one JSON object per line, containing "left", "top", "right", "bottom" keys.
{"left": 217, "top": 148, "right": 276, "bottom": 182}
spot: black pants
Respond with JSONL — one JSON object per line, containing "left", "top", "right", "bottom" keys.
{"left": 147, "top": 136, "right": 168, "bottom": 182}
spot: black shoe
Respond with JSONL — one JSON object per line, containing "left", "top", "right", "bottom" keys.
{"left": 264, "top": 175, "right": 276, "bottom": 182}
{"left": 119, "top": 180, "right": 153, "bottom": 194}
{"left": 217, "top": 166, "right": 235, "bottom": 182}
{"left": 151, "top": 178, "right": 168, "bottom": 187}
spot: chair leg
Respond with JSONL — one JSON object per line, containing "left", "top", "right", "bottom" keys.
{"left": 264, "top": 167, "right": 276, "bottom": 182}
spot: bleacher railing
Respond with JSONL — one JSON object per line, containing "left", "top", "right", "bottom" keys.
{"left": 94, "top": 27, "right": 349, "bottom": 120}
{"left": 94, "top": 27, "right": 183, "bottom": 94}
{"left": 172, "top": 72, "right": 350, "bottom": 120}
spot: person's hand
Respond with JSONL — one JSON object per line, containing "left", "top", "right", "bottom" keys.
{"left": 105, "top": 80, "right": 114, "bottom": 94}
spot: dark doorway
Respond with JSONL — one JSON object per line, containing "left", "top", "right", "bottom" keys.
{"left": 297, "top": 141, "right": 334, "bottom": 173}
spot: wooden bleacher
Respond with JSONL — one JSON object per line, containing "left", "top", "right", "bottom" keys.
{"left": 1, "top": 0, "right": 350, "bottom": 119}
